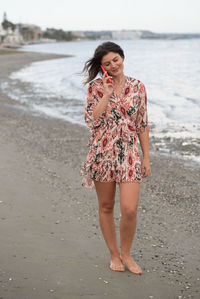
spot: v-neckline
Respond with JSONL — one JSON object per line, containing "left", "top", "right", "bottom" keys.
{"left": 113, "top": 76, "right": 128, "bottom": 100}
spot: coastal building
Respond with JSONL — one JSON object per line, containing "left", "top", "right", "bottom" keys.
{"left": 2, "top": 25, "right": 24, "bottom": 47}
{"left": 1, "top": 12, "right": 24, "bottom": 47}
{"left": 72, "top": 31, "right": 86, "bottom": 39}
{"left": 17, "top": 23, "right": 42, "bottom": 42}
{"left": 112, "top": 30, "right": 142, "bottom": 40}
{"left": 83, "top": 30, "right": 112, "bottom": 40}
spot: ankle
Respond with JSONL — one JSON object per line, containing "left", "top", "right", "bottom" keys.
{"left": 110, "top": 251, "right": 121, "bottom": 259}
{"left": 120, "top": 252, "right": 131, "bottom": 258}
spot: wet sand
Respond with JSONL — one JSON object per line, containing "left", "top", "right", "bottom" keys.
{"left": 0, "top": 50, "right": 199, "bottom": 299}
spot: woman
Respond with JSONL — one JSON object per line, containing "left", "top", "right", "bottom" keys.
{"left": 80, "top": 42, "right": 150, "bottom": 274}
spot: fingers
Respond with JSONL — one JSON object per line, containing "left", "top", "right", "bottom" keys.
{"left": 144, "top": 169, "right": 150, "bottom": 177}
{"left": 102, "top": 72, "right": 113, "bottom": 85}
{"left": 141, "top": 165, "right": 151, "bottom": 178}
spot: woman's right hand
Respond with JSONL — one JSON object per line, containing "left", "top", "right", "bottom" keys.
{"left": 102, "top": 72, "right": 114, "bottom": 98}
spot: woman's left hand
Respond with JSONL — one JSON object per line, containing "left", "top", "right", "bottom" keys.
{"left": 141, "top": 158, "right": 151, "bottom": 178}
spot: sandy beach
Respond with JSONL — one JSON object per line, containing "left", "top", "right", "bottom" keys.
{"left": 0, "top": 50, "right": 199, "bottom": 299}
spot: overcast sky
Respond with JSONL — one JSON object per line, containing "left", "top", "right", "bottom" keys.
{"left": 0, "top": 0, "right": 200, "bottom": 33}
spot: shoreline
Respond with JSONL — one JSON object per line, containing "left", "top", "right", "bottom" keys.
{"left": 1, "top": 48, "right": 199, "bottom": 170}
{"left": 0, "top": 51, "right": 200, "bottom": 298}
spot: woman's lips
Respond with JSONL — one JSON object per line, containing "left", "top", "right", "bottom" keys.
{"left": 112, "top": 68, "right": 119, "bottom": 73}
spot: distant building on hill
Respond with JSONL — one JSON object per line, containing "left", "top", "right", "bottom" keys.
{"left": 72, "top": 31, "right": 86, "bottom": 39}
{"left": 1, "top": 12, "right": 42, "bottom": 46}
{"left": 2, "top": 25, "right": 24, "bottom": 47}
{"left": 112, "top": 30, "right": 142, "bottom": 40}
{"left": 83, "top": 30, "right": 112, "bottom": 40}
{"left": 0, "top": 12, "right": 24, "bottom": 48}
{"left": 17, "top": 23, "right": 42, "bottom": 42}
{"left": 0, "top": 12, "right": 24, "bottom": 47}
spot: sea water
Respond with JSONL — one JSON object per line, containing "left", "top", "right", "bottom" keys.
{"left": 1, "top": 39, "right": 200, "bottom": 165}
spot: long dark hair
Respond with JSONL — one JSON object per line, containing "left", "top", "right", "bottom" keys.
{"left": 82, "top": 41, "right": 125, "bottom": 85}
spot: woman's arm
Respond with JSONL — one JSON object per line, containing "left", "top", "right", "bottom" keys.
{"left": 138, "top": 129, "right": 149, "bottom": 159}
{"left": 136, "top": 82, "right": 150, "bottom": 178}
{"left": 138, "top": 129, "right": 150, "bottom": 178}
{"left": 93, "top": 94, "right": 110, "bottom": 120}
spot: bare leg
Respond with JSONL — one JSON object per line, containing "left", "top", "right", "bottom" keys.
{"left": 94, "top": 180, "right": 125, "bottom": 271}
{"left": 119, "top": 182, "right": 142, "bottom": 274}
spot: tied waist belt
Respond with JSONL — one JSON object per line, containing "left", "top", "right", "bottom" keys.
{"left": 108, "top": 119, "right": 137, "bottom": 142}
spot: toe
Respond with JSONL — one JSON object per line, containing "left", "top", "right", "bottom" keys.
{"left": 120, "top": 255, "right": 142, "bottom": 274}
{"left": 110, "top": 261, "right": 125, "bottom": 272}
{"left": 131, "top": 264, "right": 142, "bottom": 274}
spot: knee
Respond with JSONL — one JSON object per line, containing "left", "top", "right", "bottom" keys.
{"left": 99, "top": 200, "right": 115, "bottom": 214}
{"left": 121, "top": 206, "right": 137, "bottom": 220}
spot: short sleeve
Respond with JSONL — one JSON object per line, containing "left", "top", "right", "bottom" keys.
{"left": 136, "top": 82, "right": 150, "bottom": 134}
{"left": 84, "top": 81, "right": 105, "bottom": 132}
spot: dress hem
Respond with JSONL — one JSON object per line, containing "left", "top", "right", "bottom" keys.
{"left": 81, "top": 177, "right": 142, "bottom": 189}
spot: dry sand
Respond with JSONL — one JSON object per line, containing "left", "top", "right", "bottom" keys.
{"left": 0, "top": 50, "right": 199, "bottom": 299}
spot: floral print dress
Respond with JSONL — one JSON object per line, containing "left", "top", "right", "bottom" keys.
{"left": 80, "top": 76, "right": 150, "bottom": 188}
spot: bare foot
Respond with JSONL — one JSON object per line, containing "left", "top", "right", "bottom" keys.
{"left": 120, "top": 254, "right": 142, "bottom": 274}
{"left": 110, "top": 255, "right": 125, "bottom": 272}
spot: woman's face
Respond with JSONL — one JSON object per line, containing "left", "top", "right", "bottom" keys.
{"left": 101, "top": 52, "right": 124, "bottom": 77}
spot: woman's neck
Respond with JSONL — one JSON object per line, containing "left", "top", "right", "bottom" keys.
{"left": 112, "top": 72, "right": 125, "bottom": 84}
